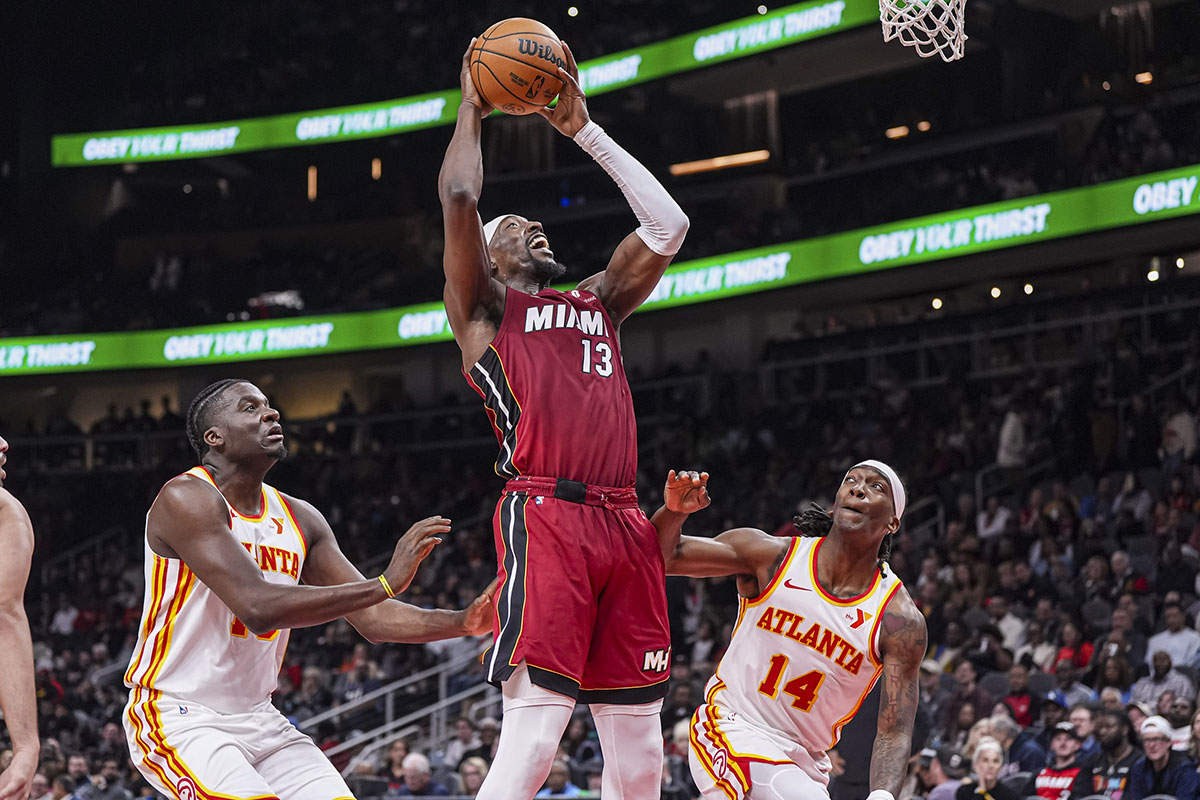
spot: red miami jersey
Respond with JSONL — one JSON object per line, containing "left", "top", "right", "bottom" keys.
{"left": 466, "top": 286, "right": 637, "bottom": 487}
{"left": 1032, "top": 763, "right": 1087, "bottom": 800}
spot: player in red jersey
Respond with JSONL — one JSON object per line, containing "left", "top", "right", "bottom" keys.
{"left": 439, "top": 36, "right": 689, "bottom": 800}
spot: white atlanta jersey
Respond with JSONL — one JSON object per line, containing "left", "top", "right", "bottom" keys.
{"left": 124, "top": 467, "right": 308, "bottom": 715}
{"left": 702, "top": 535, "right": 903, "bottom": 754}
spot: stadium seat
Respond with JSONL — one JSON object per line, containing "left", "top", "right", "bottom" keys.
{"left": 1081, "top": 598, "right": 1114, "bottom": 634}
{"left": 979, "top": 670, "right": 1011, "bottom": 699}
{"left": 1028, "top": 672, "right": 1055, "bottom": 695}
{"left": 1001, "top": 772, "right": 1032, "bottom": 794}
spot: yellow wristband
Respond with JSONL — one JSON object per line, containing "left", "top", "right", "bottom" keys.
{"left": 378, "top": 574, "right": 395, "bottom": 599}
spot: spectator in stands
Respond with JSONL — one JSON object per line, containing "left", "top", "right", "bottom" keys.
{"left": 986, "top": 596, "right": 1024, "bottom": 652}
{"left": 1132, "top": 651, "right": 1197, "bottom": 707}
{"left": 977, "top": 497, "right": 1012, "bottom": 547}
{"left": 1186, "top": 707, "right": 1200, "bottom": 764}
{"left": 462, "top": 718, "right": 499, "bottom": 765}
{"left": 947, "top": 702, "right": 982, "bottom": 753}
{"left": 378, "top": 739, "right": 410, "bottom": 793}
{"left": 997, "top": 403, "right": 1030, "bottom": 471}
{"left": 51, "top": 774, "right": 79, "bottom": 800}
{"left": 1002, "top": 663, "right": 1039, "bottom": 727}
{"left": 442, "top": 717, "right": 479, "bottom": 771}
{"left": 1052, "top": 659, "right": 1094, "bottom": 708}
{"left": 1080, "top": 478, "right": 1117, "bottom": 527}
{"left": 1098, "top": 687, "right": 1125, "bottom": 711}
{"left": 1015, "top": 621, "right": 1057, "bottom": 671}
{"left": 942, "top": 660, "right": 995, "bottom": 733}
{"left": 989, "top": 713, "right": 1047, "bottom": 777}
{"left": 1053, "top": 622, "right": 1094, "bottom": 672}
{"left": 1091, "top": 653, "right": 1135, "bottom": 705}
{"left": 75, "top": 758, "right": 133, "bottom": 800}
{"left": 459, "top": 756, "right": 488, "bottom": 797}
{"left": 1166, "top": 696, "right": 1196, "bottom": 750}
{"left": 1068, "top": 704, "right": 1101, "bottom": 762}
{"left": 1091, "top": 607, "right": 1148, "bottom": 671}
{"left": 1035, "top": 692, "right": 1071, "bottom": 752}
{"left": 1028, "top": 721, "right": 1089, "bottom": 799}
{"left": 1146, "top": 602, "right": 1200, "bottom": 669}
{"left": 393, "top": 752, "right": 448, "bottom": 797}
{"left": 536, "top": 759, "right": 582, "bottom": 798}
{"left": 1159, "top": 392, "right": 1196, "bottom": 475}
{"left": 1112, "top": 472, "right": 1154, "bottom": 526}
{"left": 1080, "top": 709, "right": 1139, "bottom": 799}
{"left": 29, "top": 772, "right": 50, "bottom": 800}
{"left": 930, "top": 621, "right": 969, "bottom": 671}
{"left": 915, "top": 746, "right": 968, "bottom": 800}
{"left": 955, "top": 737, "right": 1019, "bottom": 800}
{"left": 1125, "top": 715, "right": 1200, "bottom": 800}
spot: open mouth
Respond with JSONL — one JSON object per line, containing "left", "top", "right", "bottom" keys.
{"left": 527, "top": 233, "right": 551, "bottom": 253}
{"left": 266, "top": 426, "right": 284, "bottom": 440}
{"left": 839, "top": 504, "right": 865, "bottom": 516}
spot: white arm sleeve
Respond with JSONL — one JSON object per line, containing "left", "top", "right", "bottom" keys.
{"left": 573, "top": 121, "right": 689, "bottom": 257}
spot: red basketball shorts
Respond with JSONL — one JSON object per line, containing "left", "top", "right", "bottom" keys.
{"left": 483, "top": 477, "right": 672, "bottom": 704}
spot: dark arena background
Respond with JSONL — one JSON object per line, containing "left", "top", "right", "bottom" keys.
{"left": 2, "top": 1, "right": 1200, "bottom": 798}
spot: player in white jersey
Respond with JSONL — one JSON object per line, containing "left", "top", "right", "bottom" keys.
{"left": 653, "top": 461, "right": 926, "bottom": 800}
{"left": 124, "top": 379, "right": 495, "bottom": 800}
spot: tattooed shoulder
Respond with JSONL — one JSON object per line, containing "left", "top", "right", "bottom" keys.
{"left": 879, "top": 589, "right": 927, "bottom": 661}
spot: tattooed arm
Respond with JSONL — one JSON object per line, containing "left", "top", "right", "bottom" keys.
{"left": 869, "top": 587, "right": 927, "bottom": 799}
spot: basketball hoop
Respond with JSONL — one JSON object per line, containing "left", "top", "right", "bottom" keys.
{"left": 879, "top": 0, "right": 967, "bottom": 62}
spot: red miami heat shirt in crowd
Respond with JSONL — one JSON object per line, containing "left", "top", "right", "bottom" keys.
{"left": 466, "top": 286, "right": 638, "bottom": 487}
{"left": 1032, "top": 761, "right": 1089, "bottom": 800}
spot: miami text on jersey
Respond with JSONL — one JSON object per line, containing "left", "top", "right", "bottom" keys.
{"left": 524, "top": 304, "right": 607, "bottom": 336}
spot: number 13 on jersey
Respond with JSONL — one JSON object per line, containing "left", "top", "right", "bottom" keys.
{"left": 758, "top": 653, "right": 825, "bottom": 712}
{"left": 580, "top": 338, "right": 613, "bottom": 377}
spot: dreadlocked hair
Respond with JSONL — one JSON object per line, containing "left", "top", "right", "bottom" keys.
{"left": 793, "top": 502, "right": 895, "bottom": 577}
{"left": 186, "top": 378, "right": 249, "bottom": 460}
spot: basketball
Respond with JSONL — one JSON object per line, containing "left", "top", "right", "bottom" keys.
{"left": 470, "top": 18, "right": 566, "bottom": 115}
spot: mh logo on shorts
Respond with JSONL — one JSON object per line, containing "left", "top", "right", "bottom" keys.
{"left": 642, "top": 647, "right": 671, "bottom": 673}
{"left": 176, "top": 776, "right": 198, "bottom": 799}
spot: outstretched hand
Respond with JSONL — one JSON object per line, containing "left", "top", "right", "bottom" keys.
{"left": 535, "top": 41, "right": 589, "bottom": 137}
{"left": 664, "top": 469, "right": 711, "bottom": 514}
{"left": 459, "top": 39, "right": 493, "bottom": 119}
{"left": 462, "top": 578, "right": 499, "bottom": 636}
{"left": 0, "top": 750, "right": 37, "bottom": 800}
{"left": 383, "top": 516, "right": 449, "bottom": 595}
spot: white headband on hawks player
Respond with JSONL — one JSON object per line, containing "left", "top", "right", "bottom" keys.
{"left": 482, "top": 215, "right": 517, "bottom": 247}
{"left": 844, "top": 459, "right": 906, "bottom": 520}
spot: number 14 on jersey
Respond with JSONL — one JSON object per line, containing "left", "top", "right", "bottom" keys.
{"left": 758, "top": 653, "right": 825, "bottom": 712}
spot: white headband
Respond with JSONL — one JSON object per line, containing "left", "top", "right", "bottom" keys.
{"left": 845, "top": 459, "right": 906, "bottom": 520}
{"left": 482, "top": 215, "right": 515, "bottom": 247}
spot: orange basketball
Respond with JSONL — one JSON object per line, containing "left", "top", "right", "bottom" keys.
{"left": 470, "top": 18, "right": 566, "bottom": 116}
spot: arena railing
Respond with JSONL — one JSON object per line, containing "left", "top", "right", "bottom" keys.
{"left": 757, "top": 293, "right": 1200, "bottom": 401}
{"left": 297, "top": 650, "right": 490, "bottom": 753}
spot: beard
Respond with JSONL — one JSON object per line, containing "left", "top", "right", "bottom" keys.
{"left": 525, "top": 251, "right": 566, "bottom": 284}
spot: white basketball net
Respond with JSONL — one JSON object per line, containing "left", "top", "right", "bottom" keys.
{"left": 879, "top": 0, "right": 967, "bottom": 62}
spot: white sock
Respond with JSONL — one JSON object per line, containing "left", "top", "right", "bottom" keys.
{"left": 590, "top": 700, "right": 665, "bottom": 800}
{"left": 475, "top": 664, "right": 575, "bottom": 800}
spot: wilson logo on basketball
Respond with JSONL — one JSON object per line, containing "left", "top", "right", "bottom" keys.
{"left": 516, "top": 39, "right": 566, "bottom": 70}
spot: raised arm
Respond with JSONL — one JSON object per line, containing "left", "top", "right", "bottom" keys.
{"left": 286, "top": 495, "right": 496, "bottom": 643}
{"left": 439, "top": 40, "right": 504, "bottom": 365}
{"left": 149, "top": 476, "right": 442, "bottom": 635}
{"left": 537, "top": 42, "right": 689, "bottom": 324}
{"left": 0, "top": 489, "right": 38, "bottom": 800}
{"left": 869, "top": 588, "right": 927, "bottom": 800}
{"left": 651, "top": 470, "right": 787, "bottom": 594}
